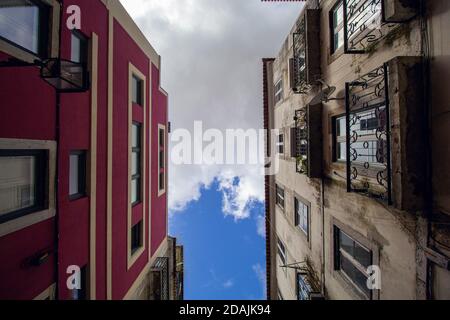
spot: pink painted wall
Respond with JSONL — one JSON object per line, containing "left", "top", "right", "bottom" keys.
{"left": 0, "top": 0, "right": 167, "bottom": 300}
{"left": 0, "top": 53, "right": 56, "bottom": 299}
{"left": 151, "top": 64, "right": 168, "bottom": 256}
{"left": 57, "top": 0, "right": 109, "bottom": 300}
{"left": 111, "top": 20, "right": 150, "bottom": 300}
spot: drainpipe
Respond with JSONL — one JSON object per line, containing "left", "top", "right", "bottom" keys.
{"left": 321, "top": 176, "right": 325, "bottom": 296}
{"left": 53, "top": 0, "right": 64, "bottom": 300}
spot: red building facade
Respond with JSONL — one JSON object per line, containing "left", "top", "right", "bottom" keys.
{"left": 0, "top": 0, "right": 170, "bottom": 300}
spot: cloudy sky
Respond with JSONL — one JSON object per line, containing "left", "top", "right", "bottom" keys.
{"left": 120, "top": 0, "right": 303, "bottom": 299}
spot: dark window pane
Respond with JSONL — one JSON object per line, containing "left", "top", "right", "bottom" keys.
{"left": 159, "top": 173, "right": 164, "bottom": 190}
{"left": 159, "top": 129, "right": 164, "bottom": 147}
{"left": 341, "top": 255, "right": 370, "bottom": 297}
{"left": 132, "top": 75, "right": 143, "bottom": 105}
{"left": 131, "top": 221, "right": 143, "bottom": 254}
{"left": 69, "top": 151, "right": 86, "bottom": 199}
{"left": 354, "top": 242, "right": 372, "bottom": 268}
{"left": 339, "top": 231, "right": 354, "bottom": 256}
{"left": 0, "top": 0, "right": 49, "bottom": 55}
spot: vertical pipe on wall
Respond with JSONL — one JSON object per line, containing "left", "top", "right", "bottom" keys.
{"left": 53, "top": 0, "right": 64, "bottom": 300}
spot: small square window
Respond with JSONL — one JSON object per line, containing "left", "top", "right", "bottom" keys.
{"left": 69, "top": 151, "right": 87, "bottom": 201}
{"left": 132, "top": 75, "right": 143, "bottom": 106}
{"left": 131, "top": 221, "right": 143, "bottom": 255}
{"left": 71, "top": 31, "right": 88, "bottom": 65}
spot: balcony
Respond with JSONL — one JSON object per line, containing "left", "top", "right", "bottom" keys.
{"left": 40, "top": 58, "right": 89, "bottom": 93}
{"left": 343, "top": 0, "right": 418, "bottom": 54}
{"left": 345, "top": 57, "right": 426, "bottom": 210}
{"left": 292, "top": 103, "right": 322, "bottom": 178}
{"left": 290, "top": 9, "right": 321, "bottom": 94}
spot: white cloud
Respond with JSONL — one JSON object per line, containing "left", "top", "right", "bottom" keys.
{"left": 252, "top": 263, "right": 267, "bottom": 299}
{"left": 120, "top": 0, "right": 303, "bottom": 220}
{"left": 256, "top": 214, "right": 266, "bottom": 238}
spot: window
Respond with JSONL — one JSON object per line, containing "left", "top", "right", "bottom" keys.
{"left": 274, "top": 78, "right": 283, "bottom": 104}
{"left": 275, "top": 184, "right": 285, "bottom": 209}
{"left": 277, "top": 237, "right": 287, "bottom": 266}
{"left": 131, "top": 220, "right": 143, "bottom": 255}
{"left": 0, "top": 150, "right": 47, "bottom": 224}
{"left": 333, "top": 115, "right": 346, "bottom": 162}
{"left": 294, "top": 196, "right": 309, "bottom": 237}
{"left": 132, "top": 122, "right": 142, "bottom": 205}
{"left": 330, "top": 1, "right": 344, "bottom": 54}
{"left": 277, "top": 134, "right": 284, "bottom": 154}
{"left": 0, "top": 0, "right": 50, "bottom": 56}
{"left": 132, "top": 74, "right": 144, "bottom": 106}
{"left": 297, "top": 273, "right": 312, "bottom": 300}
{"left": 72, "top": 265, "right": 88, "bottom": 300}
{"left": 69, "top": 151, "right": 87, "bottom": 201}
{"left": 348, "top": 107, "right": 387, "bottom": 165}
{"left": 158, "top": 126, "right": 166, "bottom": 193}
{"left": 71, "top": 31, "right": 88, "bottom": 65}
{"left": 334, "top": 226, "right": 372, "bottom": 298}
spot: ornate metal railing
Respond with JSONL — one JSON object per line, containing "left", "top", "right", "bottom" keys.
{"left": 345, "top": 64, "right": 392, "bottom": 204}
{"left": 343, "top": 0, "right": 400, "bottom": 53}
{"left": 292, "top": 17, "right": 308, "bottom": 93}
{"left": 294, "top": 108, "right": 309, "bottom": 175}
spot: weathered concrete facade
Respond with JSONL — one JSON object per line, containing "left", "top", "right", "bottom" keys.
{"left": 264, "top": 0, "right": 450, "bottom": 300}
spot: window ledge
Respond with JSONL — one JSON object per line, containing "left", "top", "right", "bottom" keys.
{"left": 0, "top": 208, "right": 55, "bottom": 238}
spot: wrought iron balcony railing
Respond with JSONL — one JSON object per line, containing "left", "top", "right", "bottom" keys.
{"left": 292, "top": 103, "right": 322, "bottom": 178}
{"left": 292, "top": 17, "right": 308, "bottom": 93}
{"left": 290, "top": 9, "right": 320, "bottom": 94}
{"left": 293, "top": 108, "right": 309, "bottom": 174}
{"left": 343, "top": 0, "right": 417, "bottom": 54}
{"left": 345, "top": 64, "right": 392, "bottom": 204}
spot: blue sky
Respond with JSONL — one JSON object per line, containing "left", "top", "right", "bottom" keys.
{"left": 120, "top": 0, "right": 303, "bottom": 300}
{"left": 169, "top": 179, "right": 266, "bottom": 300}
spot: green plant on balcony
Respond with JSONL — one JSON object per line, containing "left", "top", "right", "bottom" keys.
{"left": 296, "top": 155, "right": 308, "bottom": 175}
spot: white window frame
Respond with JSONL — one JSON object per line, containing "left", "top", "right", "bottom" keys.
{"left": 0, "top": 138, "right": 56, "bottom": 237}
{"left": 275, "top": 183, "right": 285, "bottom": 210}
{"left": 294, "top": 195, "right": 309, "bottom": 238}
